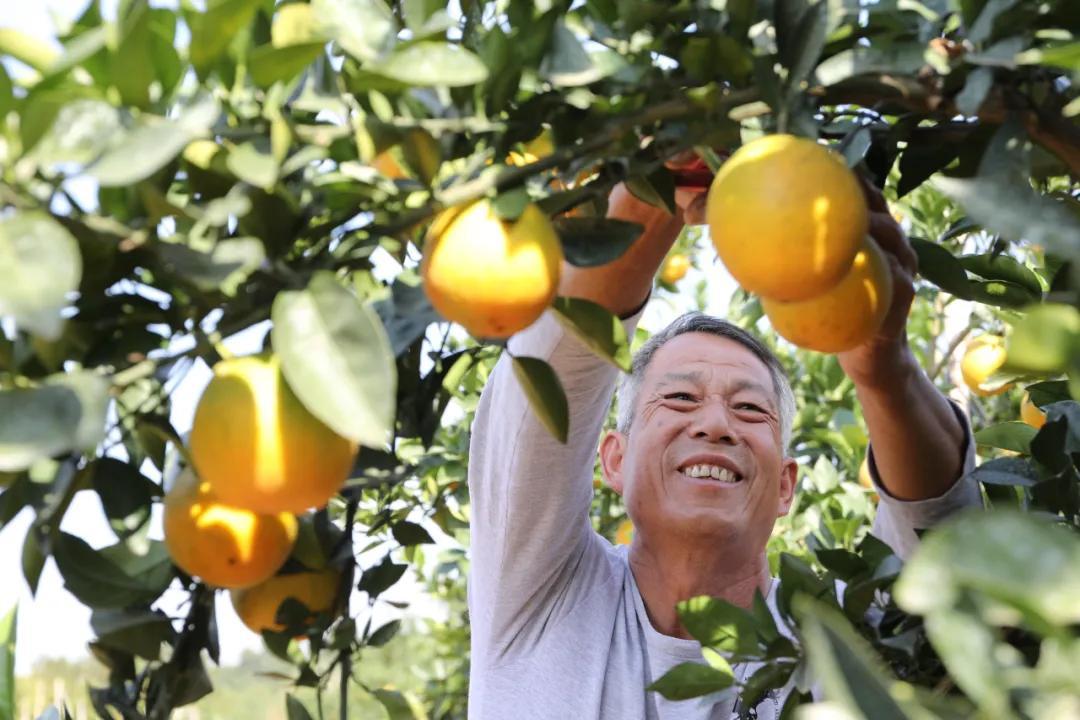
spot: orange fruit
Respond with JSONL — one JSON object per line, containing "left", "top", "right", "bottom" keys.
{"left": 421, "top": 199, "right": 563, "bottom": 339}
{"left": 190, "top": 354, "right": 357, "bottom": 514}
{"left": 660, "top": 253, "right": 691, "bottom": 284}
{"left": 761, "top": 240, "right": 893, "bottom": 353}
{"left": 163, "top": 469, "right": 297, "bottom": 589}
{"left": 1020, "top": 392, "right": 1046, "bottom": 429}
{"left": 372, "top": 150, "right": 408, "bottom": 179}
{"left": 706, "top": 134, "right": 868, "bottom": 301}
{"left": 960, "top": 335, "right": 1011, "bottom": 396}
{"left": 231, "top": 568, "right": 341, "bottom": 635}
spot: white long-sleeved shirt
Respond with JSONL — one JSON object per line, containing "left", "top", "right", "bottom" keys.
{"left": 467, "top": 309, "right": 980, "bottom": 719}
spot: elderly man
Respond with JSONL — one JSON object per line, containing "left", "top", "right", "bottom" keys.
{"left": 466, "top": 180, "right": 981, "bottom": 719}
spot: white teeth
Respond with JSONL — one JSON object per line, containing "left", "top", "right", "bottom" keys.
{"left": 682, "top": 464, "right": 738, "bottom": 483}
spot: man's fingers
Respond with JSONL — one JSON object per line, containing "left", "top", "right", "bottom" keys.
{"left": 677, "top": 189, "right": 708, "bottom": 225}
{"left": 868, "top": 213, "right": 918, "bottom": 276}
{"left": 856, "top": 172, "right": 889, "bottom": 213}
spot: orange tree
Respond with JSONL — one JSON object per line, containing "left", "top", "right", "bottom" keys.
{"left": 0, "top": 0, "right": 1078, "bottom": 718}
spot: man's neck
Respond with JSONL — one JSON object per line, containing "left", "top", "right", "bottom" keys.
{"left": 628, "top": 539, "right": 771, "bottom": 640}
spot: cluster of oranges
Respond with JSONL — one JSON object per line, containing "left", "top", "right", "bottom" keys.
{"left": 706, "top": 134, "right": 892, "bottom": 353}
{"left": 163, "top": 354, "right": 352, "bottom": 634}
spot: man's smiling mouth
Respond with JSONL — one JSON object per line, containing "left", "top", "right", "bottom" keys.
{"left": 679, "top": 463, "right": 742, "bottom": 484}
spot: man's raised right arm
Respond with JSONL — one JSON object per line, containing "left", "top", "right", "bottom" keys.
{"left": 466, "top": 186, "right": 694, "bottom": 657}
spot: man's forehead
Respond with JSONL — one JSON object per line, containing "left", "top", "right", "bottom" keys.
{"left": 646, "top": 332, "right": 774, "bottom": 385}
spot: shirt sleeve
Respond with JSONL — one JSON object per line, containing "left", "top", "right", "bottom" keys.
{"left": 466, "top": 308, "right": 643, "bottom": 660}
{"left": 868, "top": 399, "right": 983, "bottom": 560}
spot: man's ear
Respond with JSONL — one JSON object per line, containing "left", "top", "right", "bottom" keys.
{"left": 776, "top": 457, "right": 798, "bottom": 517}
{"left": 599, "top": 430, "right": 627, "bottom": 496}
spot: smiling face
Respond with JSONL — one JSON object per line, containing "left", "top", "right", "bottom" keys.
{"left": 600, "top": 332, "right": 798, "bottom": 555}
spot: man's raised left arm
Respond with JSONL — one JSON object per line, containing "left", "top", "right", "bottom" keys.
{"left": 838, "top": 178, "right": 980, "bottom": 557}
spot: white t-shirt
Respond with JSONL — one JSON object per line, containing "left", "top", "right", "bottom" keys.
{"left": 466, "top": 309, "right": 980, "bottom": 719}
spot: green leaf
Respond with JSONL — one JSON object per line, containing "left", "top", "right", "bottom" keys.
{"left": 0, "top": 385, "right": 84, "bottom": 472}
{"left": 911, "top": 238, "right": 972, "bottom": 298}
{"left": 1025, "top": 380, "right": 1071, "bottom": 408}
{"left": 87, "top": 95, "right": 220, "bottom": 187}
{"left": 312, "top": 0, "right": 396, "bottom": 63}
{"left": 814, "top": 43, "right": 925, "bottom": 86}
{"left": 0, "top": 65, "right": 12, "bottom": 118}
{"left": 157, "top": 237, "right": 266, "bottom": 296}
{"left": 974, "top": 422, "right": 1037, "bottom": 453}
{"left": 47, "top": 370, "right": 108, "bottom": 453}
{"left": 111, "top": 0, "right": 155, "bottom": 108}
{"left": 226, "top": 142, "right": 279, "bottom": 189}
{"left": 0, "top": 212, "right": 82, "bottom": 341}
{"left": 897, "top": 143, "right": 960, "bottom": 198}
{"left": 625, "top": 170, "right": 675, "bottom": 214}
{"left": 249, "top": 42, "right": 325, "bottom": 88}
{"left": 371, "top": 688, "right": 427, "bottom": 720}
{"left": 53, "top": 534, "right": 173, "bottom": 609}
{"left": 896, "top": 510, "right": 1080, "bottom": 626}
{"left": 539, "top": 21, "right": 620, "bottom": 87}
{"left": 367, "top": 619, "right": 401, "bottom": 647}
{"left": 371, "top": 42, "right": 489, "bottom": 87}
{"left": 967, "top": 279, "right": 1040, "bottom": 309}
{"left": 676, "top": 595, "right": 759, "bottom": 655}
{"left": 286, "top": 695, "right": 315, "bottom": 720}
{"left": 778, "top": 553, "right": 835, "bottom": 616}
{"left": 647, "top": 661, "right": 733, "bottom": 701}
{"left": 273, "top": 271, "right": 397, "bottom": 448}
{"left": 28, "top": 99, "right": 122, "bottom": 168}
{"left": 391, "top": 520, "right": 434, "bottom": 546}
{"left": 554, "top": 217, "right": 643, "bottom": 267}
{"left": 550, "top": 297, "right": 631, "bottom": 371}
{"left": 1015, "top": 41, "right": 1080, "bottom": 71}
{"left": 794, "top": 597, "right": 915, "bottom": 720}
{"left": 1005, "top": 303, "right": 1080, "bottom": 374}
{"left": 0, "top": 604, "right": 14, "bottom": 720}
{"left": 22, "top": 527, "right": 45, "bottom": 595}
{"left": 778, "top": 0, "right": 828, "bottom": 91}
{"left": 959, "top": 253, "right": 1043, "bottom": 296}
{"left": 91, "top": 458, "right": 159, "bottom": 540}
{"left": 923, "top": 609, "right": 1011, "bottom": 717}
{"left": 935, "top": 175, "right": 1080, "bottom": 266}
{"left": 491, "top": 187, "right": 530, "bottom": 222}
{"left": 357, "top": 555, "right": 408, "bottom": 598}
{"left": 511, "top": 355, "right": 569, "bottom": 443}
{"left": 91, "top": 608, "right": 175, "bottom": 661}
{"left": 186, "top": 0, "right": 261, "bottom": 78}
{"left": 968, "top": 456, "right": 1041, "bottom": 487}
{"left": 0, "top": 28, "right": 59, "bottom": 72}
{"left": 955, "top": 66, "right": 994, "bottom": 116}
{"left": 400, "top": 128, "right": 442, "bottom": 186}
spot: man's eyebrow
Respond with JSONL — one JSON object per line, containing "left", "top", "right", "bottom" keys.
{"left": 731, "top": 379, "right": 778, "bottom": 409}
{"left": 656, "top": 371, "right": 704, "bottom": 387}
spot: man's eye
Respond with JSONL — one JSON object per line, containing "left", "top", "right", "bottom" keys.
{"left": 664, "top": 392, "right": 695, "bottom": 402}
{"left": 736, "top": 403, "right": 765, "bottom": 412}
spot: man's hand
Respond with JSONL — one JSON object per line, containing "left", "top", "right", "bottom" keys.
{"left": 836, "top": 177, "right": 920, "bottom": 389}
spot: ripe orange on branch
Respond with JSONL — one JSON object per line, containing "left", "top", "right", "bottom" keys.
{"left": 761, "top": 240, "right": 893, "bottom": 353}
{"left": 163, "top": 469, "right": 298, "bottom": 589}
{"left": 422, "top": 199, "right": 563, "bottom": 339}
{"left": 706, "top": 134, "right": 868, "bottom": 302}
{"left": 231, "top": 568, "right": 342, "bottom": 635}
{"left": 660, "top": 253, "right": 691, "bottom": 284}
{"left": 190, "top": 354, "right": 357, "bottom": 515}
{"left": 960, "top": 335, "right": 1011, "bottom": 396}
{"left": 1021, "top": 392, "right": 1046, "bottom": 429}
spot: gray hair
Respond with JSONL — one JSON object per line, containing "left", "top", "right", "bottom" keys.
{"left": 616, "top": 312, "right": 796, "bottom": 454}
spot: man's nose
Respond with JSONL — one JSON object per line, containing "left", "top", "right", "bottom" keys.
{"left": 688, "top": 402, "right": 738, "bottom": 444}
